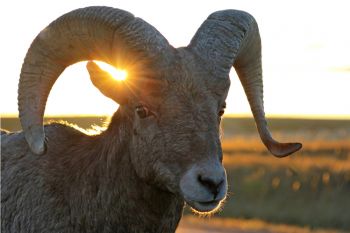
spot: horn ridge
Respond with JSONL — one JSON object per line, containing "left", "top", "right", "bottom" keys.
{"left": 188, "top": 10, "right": 302, "bottom": 157}
{"left": 18, "top": 6, "right": 170, "bottom": 154}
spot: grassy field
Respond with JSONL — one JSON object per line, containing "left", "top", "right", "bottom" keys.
{"left": 2, "top": 116, "right": 350, "bottom": 231}
{"left": 177, "top": 216, "right": 347, "bottom": 233}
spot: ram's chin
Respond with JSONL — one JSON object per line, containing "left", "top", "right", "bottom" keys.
{"left": 186, "top": 199, "right": 224, "bottom": 216}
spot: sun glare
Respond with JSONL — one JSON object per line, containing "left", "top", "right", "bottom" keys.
{"left": 94, "top": 61, "right": 128, "bottom": 81}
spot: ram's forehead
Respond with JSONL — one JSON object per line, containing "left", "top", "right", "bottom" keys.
{"left": 159, "top": 82, "right": 220, "bottom": 119}
{"left": 165, "top": 50, "right": 230, "bottom": 99}
{"left": 157, "top": 88, "right": 220, "bottom": 134}
{"left": 134, "top": 48, "right": 230, "bottom": 108}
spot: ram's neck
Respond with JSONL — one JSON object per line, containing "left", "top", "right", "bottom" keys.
{"left": 66, "top": 109, "right": 184, "bottom": 232}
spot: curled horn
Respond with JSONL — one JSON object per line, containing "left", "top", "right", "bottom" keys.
{"left": 18, "top": 6, "right": 171, "bottom": 155}
{"left": 189, "top": 10, "right": 302, "bottom": 157}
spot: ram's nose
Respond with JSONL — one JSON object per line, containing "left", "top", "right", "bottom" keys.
{"left": 197, "top": 173, "right": 225, "bottom": 199}
{"left": 180, "top": 160, "right": 227, "bottom": 213}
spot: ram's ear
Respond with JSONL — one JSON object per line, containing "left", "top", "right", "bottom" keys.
{"left": 86, "top": 61, "right": 131, "bottom": 104}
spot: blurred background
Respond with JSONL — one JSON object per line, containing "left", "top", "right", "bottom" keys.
{"left": 1, "top": 0, "right": 349, "bottom": 232}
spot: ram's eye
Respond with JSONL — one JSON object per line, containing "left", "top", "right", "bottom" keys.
{"left": 218, "top": 108, "right": 225, "bottom": 117}
{"left": 218, "top": 103, "right": 226, "bottom": 117}
{"left": 135, "top": 105, "right": 150, "bottom": 119}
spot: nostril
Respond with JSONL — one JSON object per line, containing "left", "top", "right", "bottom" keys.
{"left": 197, "top": 175, "right": 224, "bottom": 198}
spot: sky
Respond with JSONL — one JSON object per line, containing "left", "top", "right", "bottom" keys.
{"left": 0, "top": 0, "right": 349, "bottom": 118}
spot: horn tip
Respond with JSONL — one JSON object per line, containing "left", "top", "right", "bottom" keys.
{"left": 267, "top": 142, "right": 302, "bottom": 158}
{"left": 24, "top": 126, "right": 47, "bottom": 155}
{"left": 30, "top": 139, "right": 47, "bottom": 155}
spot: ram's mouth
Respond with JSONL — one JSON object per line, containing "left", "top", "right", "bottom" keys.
{"left": 186, "top": 199, "right": 222, "bottom": 213}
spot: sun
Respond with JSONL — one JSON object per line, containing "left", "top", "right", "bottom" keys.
{"left": 93, "top": 61, "right": 128, "bottom": 81}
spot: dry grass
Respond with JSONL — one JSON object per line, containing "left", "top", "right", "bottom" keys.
{"left": 223, "top": 153, "right": 350, "bottom": 172}
{"left": 222, "top": 138, "right": 350, "bottom": 154}
{"left": 178, "top": 216, "right": 346, "bottom": 233}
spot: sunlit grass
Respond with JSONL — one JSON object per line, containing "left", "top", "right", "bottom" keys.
{"left": 222, "top": 138, "right": 350, "bottom": 153}
{"left": 178, "top": 216, "right": 343, "bottom": 233}
{"left": 223, "top": 153, "right": 350, "bottom": 172}
{"left": 216, "top": 133, "right": 350, "bottom": 230}
{"left": 94, "top": 61, "right": 128, "bottom": 81}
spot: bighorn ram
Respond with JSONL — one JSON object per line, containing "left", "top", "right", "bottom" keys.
{"left": 1, "top": 6, "right": 301, "bottom": 233}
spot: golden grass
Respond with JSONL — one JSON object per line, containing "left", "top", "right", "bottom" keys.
{"left": 222, "top": 138, "right": 350, "bottom": 152}
{"left": 178, "top": 216, "right": 345, "bottom": 233}
{"left": 223, "top": 154, "right": 350, "bottom": 172}
{"left": 221, "top": 137, "right": 350, "bottom": 172}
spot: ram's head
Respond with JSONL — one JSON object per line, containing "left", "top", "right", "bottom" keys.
{"left": 18, "top": 7, "right": 301, "bottom": 213}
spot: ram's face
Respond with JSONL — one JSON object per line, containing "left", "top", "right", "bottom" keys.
{"left": 117, "top": 50, "right": 230, "bottom": 213}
